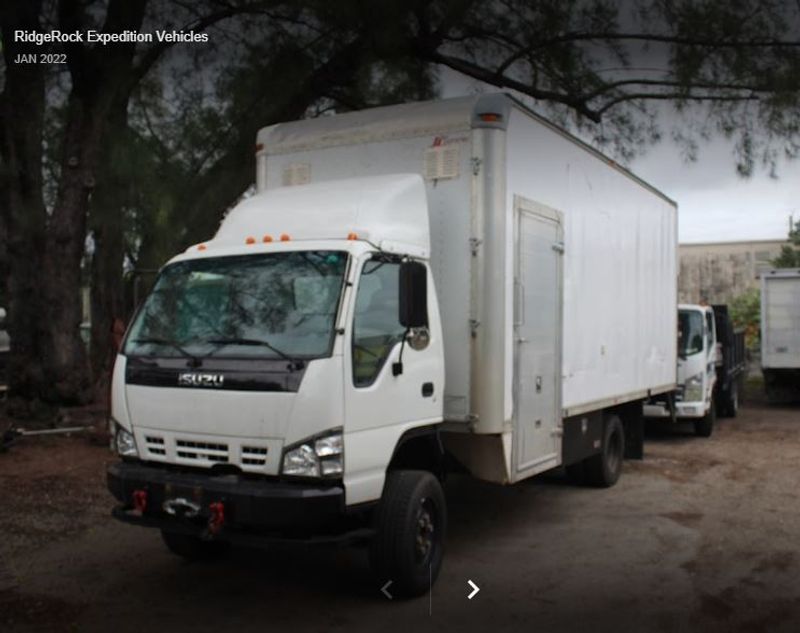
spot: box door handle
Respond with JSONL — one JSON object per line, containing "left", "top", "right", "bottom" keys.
{"left": 422, "top": 382, "right": 434, "bottom": 397}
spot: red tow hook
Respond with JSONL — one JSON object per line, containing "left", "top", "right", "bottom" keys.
{"left": 133, "top": 489, "right": 148, "bottom": 513}
{"left": 208, "top": 502, "right": 225, "bottom": 535}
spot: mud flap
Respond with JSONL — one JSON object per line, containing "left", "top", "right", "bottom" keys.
{"left": 620, "top": 403, "right": 644, "bottom": 460}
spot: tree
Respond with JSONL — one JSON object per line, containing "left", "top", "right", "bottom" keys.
{"left": 729, "top": 287, "right": 760, "bottom": 350}
{"left": 3, "top": 0, "right": 800, "bottom": 405}
{"left": 1, "top": 0, "right": 270, "bottom": 404}
{"left": 771, "top": 218, "right": 800, "bottom": 267}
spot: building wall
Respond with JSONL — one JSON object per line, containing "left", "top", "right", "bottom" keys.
{"left": 678, "top": 239, "right": 786, "bottom": 304}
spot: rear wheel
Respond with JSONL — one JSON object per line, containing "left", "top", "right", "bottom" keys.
{"left": 721, "top": 383, "right": 738, "bottom": 418}
{"left": 161, "top": 530, "right": 229, "bottom": 561}
{"left": 584, "top": 415, "right": 624, "bottom": 488}
{"left": 694, "top": 400, "right": 716, "bottom": 437}
{"left": 369, "top": 470, "right": 446, "bottom": 598}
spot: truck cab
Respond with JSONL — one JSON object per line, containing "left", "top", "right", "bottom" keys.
{"left": 108, "top": 175, "right": 447, "bottom": 596}
{"left": 645, "top": 304, "right": 718, "bottom": 436}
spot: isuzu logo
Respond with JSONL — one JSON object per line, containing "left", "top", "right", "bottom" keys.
{"left": 178, "top": 372, "right": 225, "bottom": 388}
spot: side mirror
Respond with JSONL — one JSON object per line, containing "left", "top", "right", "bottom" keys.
{"left": 398, "top": 261, "right": 428, "bottom": 328}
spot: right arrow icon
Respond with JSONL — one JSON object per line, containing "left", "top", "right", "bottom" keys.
{"left": 467, "top": 579, "right": 480, "bottom": 600}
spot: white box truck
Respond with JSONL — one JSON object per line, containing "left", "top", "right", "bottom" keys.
{"left": 761, "top": 268, "right": 800, "bottom": 402}
{"left": 107, "top": 94, "right": 677, "bottom": 596}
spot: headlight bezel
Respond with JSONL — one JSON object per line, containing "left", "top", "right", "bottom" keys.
{"left": 683, "top": 371, "right": 705, "bottom": 403}
{"left": 110, "top": 419, "right": 139, "bottom": 458}
{"left": 281, "top": 428, "right": 344, "bottom": 480}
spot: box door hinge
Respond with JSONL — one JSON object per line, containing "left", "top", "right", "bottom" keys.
{"left": 471, "top": 157, "right": 482, "bottom": 176}
{"left": 469, "top": 237, "right": 482, "bottom": 256}
{"left": 469, "top": 319, "right": 481, "bottom": 337}
{"left": 552, "top": 241, "right": 565, "bottom": 254}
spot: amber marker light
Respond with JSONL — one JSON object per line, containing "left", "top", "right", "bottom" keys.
{"left": 197, "top": 244, "right": 207, "bottom": 251}
{"left": 280, "top": 233, "right": 291, "bottom": 242}
{"left": 479, "top": 112, "right": 502, "bottom": 122}
{"left": 262, "top": 234, "right": 273, "bottom": 243}
{"left": 245, "top": 236, "right": 256, "bottom": 245}
{"left": 347, "top": 232, "right": 358, "bottom": 240}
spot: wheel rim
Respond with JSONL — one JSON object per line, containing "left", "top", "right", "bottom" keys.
{"left": 415, "top": 497, "right": 436, "bottom": 564}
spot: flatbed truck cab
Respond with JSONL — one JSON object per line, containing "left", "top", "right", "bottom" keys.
{"left": 644, "top": 304, "right": 719, "bottom": 436}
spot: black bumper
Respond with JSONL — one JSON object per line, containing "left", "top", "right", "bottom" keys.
{"left": 107, "top": 461, "right": 369, "bottom": 543}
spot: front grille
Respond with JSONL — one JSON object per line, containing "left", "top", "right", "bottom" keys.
{"left": 175, "top": 439, "right": 229, "bottom": 463}
{"left": 241, "top": 445, "right": 268, "bottom": 466}
{"left": 145, "top": 435, "right": 166, "bottom": 456}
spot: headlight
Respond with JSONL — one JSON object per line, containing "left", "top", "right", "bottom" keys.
{"left": 282, "top": 430, "right": 343, "bottom": 478}
{"left": 113, "top": 421, "right": 138, "bottom": 457}
{"left": 684, "top": 372, "right": 704, "bottom": 403}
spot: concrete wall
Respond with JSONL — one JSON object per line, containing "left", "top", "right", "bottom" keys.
{"left": 678, "top": 239, "right": 786, "bottom": 304}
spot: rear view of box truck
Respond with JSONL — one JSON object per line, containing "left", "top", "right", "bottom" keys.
{"left": 761, "top": 268, "right": 800, "bottom": 402}
{"left": 107, "top": 94, "right": 677, "bottom": 597}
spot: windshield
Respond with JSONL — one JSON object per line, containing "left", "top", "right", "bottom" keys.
{"left": 124, "top": 251, "right": 347, "bottom": 360}
{"left": 678, "top": 309, "right": 704, "bottom": 356}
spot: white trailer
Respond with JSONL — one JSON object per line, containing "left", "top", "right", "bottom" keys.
{"left": 761, "top": 268, "right": 800, "bottom": 401}
{"left": 107, "top": 94, "right": 677, "bottom": 596}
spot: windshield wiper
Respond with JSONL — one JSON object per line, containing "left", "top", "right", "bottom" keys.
{"left": 204, "top": 337, "right": 305, "bottom": 369}
{"left": 131, "top": 337, "right": 202, "bottom": 366}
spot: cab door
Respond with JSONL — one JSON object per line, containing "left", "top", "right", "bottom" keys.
{"left": 342, "top": 254, "right": 444, "bottom": 505}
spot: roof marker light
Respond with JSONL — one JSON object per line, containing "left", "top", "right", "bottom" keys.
{"left": 479, "top": 112, "right": 502, "bottom": 122}
{"left": 262, "top": 234, "right": 273, "bottom": 243}
{"left": 197, "top": 244, "right": 207, "bottom": 251}
{"left": 280, "top": 233, "right": 291, "bottom": 242}
{"left": 255, "top": 143, "right": 265, "bottom": 152}
{"left": 347, "top": 232, "right": 358, "bottom": 240}
{"left": 245, "top": 236, "right": 256, "bottom": 245}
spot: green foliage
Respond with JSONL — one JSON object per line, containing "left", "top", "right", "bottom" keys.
{"left": 771, "top": 219, "right": 800, "bottom": 268}
{"left": 729, "top": 288, "right": 761, "bottom": 350}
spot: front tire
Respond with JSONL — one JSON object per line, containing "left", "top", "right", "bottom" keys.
{"left": 369, "top": 470, "right": 446, "bottom": 598}
{"left": 694, "top": 400, "right": 716, "bottom": 437}
{"left": 584, "top": 415, "right": 624, "bottom": 488}
{"left": 161, "top": 530, "right": 229, "bottom": 561}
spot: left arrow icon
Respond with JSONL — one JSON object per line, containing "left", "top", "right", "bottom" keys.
{"left": 381, "top": 580, "right": 393, "bottom": 599}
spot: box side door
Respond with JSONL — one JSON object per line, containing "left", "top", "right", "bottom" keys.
{"left": 512, "top": 197, "right": 563, "bottom": 480}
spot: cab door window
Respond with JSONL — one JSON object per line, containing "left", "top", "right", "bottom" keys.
{"left": 352, "top": 259, "right": 406, "bottom": 386}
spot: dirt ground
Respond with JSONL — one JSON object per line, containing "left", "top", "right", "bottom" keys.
{"left": 2, "top": 399, "right": 800, "bottom": 633}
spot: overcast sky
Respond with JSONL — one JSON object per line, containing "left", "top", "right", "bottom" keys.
{"left": 439, "top": 70, "right": 798, "bottom": 245}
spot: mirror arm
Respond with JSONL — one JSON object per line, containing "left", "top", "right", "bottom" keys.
{"left": 392, "top": 328, "right": 410, "bottom": 376}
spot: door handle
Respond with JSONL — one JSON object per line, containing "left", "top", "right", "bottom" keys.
{"left": 422, "top": 382, "right": 434, "bottom": 397}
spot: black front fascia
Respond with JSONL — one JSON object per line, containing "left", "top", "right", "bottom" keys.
{"left": 125, "top": 355, "right": 308, "bottom": 392}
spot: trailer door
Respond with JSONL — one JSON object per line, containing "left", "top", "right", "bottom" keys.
{"left": 513, "top": 198, "right": 563, "bottom": 479}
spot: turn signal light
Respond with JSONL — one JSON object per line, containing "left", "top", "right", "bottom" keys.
{"left": 479, "top": 112, "right": 502, "bottom": 122}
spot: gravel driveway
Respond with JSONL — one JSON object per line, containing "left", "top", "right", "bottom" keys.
{"left": 2, "top": 400, "right": 799, "bottom": 632}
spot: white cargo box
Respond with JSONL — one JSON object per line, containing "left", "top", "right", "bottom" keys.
{"left": 256, "top": 94, "right": 677, "bottom": 444}
{"left": 762, "top": 268, "right": 800, "bottom": 369}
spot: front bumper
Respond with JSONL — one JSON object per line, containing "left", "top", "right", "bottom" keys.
{"left": 107, "top": 461, "right": 369, "bottom": 543}
{"left": 643, "top": 401, "right": 707, "bottom": 420}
